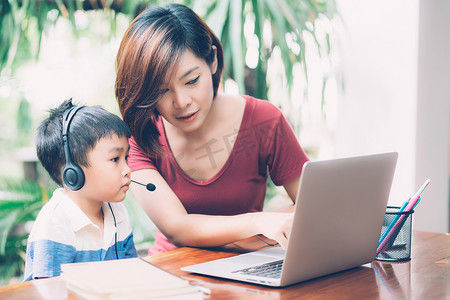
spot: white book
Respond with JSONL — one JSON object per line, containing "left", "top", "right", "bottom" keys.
{"left": 61, "top": 258, "right": 204, "bottom": 299}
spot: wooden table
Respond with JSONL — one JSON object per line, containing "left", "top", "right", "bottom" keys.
{"left": 0, "top": 231, "right": 448, "bottom": 299}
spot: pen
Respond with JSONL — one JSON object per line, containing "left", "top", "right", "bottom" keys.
{"left": 376, "top": 179, "right": 431, "bottom": 255}
{"left": 413, "top": 197, "right": 422, "bottom": 209}
{"left": 402, "top": 179, "right": 430, "bottom": 212}
{"left": 378, "top": 179, "right": 430, "bottom": 245}
{"left": 410, "top": 179, "right": 430, "bottom": 204}
{"left": 383, "top": 198, "right": 420, "bottom": 250}
{"left": 378, "top": 199, "right": 410, "bottom": 245}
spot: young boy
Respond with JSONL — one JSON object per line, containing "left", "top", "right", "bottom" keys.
{"left": 24, "top": 99, "right": 137, "bottom": 281}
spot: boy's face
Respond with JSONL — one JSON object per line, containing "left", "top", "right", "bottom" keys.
{"left": 80, "top": 134, "right": 131, "bottom": 203}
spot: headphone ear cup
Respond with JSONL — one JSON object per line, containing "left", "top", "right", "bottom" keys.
{"left": 62, "top": 162, "right": 85, "bottom": 191}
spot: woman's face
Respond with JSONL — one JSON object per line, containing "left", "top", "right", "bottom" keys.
{"left": 155, "top": 49, "right": 218, "bottom": 133}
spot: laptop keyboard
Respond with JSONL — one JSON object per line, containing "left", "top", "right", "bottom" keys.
{"left": 232, "top": 260, "right": 284, "bottom": 278}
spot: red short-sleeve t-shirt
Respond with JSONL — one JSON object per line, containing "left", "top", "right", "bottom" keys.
{"left": 128, "top": 95, "right": 309, "bottom": 254}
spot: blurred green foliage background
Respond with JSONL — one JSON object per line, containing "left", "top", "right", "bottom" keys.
{"left": 0, "top": 0, "right": 339, "bottom": 285}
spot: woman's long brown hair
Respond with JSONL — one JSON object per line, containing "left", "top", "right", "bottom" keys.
{"left": 115, "top": 4, "right": 224, "bottom": 157}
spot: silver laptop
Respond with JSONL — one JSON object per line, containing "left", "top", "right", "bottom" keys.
{"left": 181, "top": 152, "right": 398, "bottom": 287}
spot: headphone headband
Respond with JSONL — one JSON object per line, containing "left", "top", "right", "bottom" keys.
{"left": 62, "top": 105, "right": 86, "bottom": 191}
{"left": 63, "top": 106, "right": 85, "bottom": 137}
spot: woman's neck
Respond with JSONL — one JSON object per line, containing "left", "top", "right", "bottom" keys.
{"left": 161, "top": 94, "right": 246, "bottom": 181}
{"left": 164, "top": 94, "right": 243, "bottom": 141}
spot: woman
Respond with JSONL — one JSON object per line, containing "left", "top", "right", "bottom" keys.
{"left": 115, "top": 4, "right": 309, "bottom": 255}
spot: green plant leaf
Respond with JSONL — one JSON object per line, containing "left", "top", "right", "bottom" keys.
{"left": 0, "top": 210, "right": 21, "bottom": 255}
{"left": 0, "top": 252, "right": 25, "bottom": 282}
{"left": 229, "top": 0, "right": 245, "bottom": 93}
{"left": 0, "top": 177, "right": 47, "bottom": 256}
{"left": 201, "top": 0, "right": 230, "bottom": 39}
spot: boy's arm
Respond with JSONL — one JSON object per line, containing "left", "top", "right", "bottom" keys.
{"left": 24, "top": 208, "right": 77, "bottom": 280}
{"left": 25, "top": 235, "right": 77, "bottom": 280}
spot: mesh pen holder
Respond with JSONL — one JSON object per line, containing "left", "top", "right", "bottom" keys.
{"left": 375, "top": 206, "right": 413, "bottom": 262}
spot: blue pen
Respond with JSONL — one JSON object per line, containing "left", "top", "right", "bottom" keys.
{"left": 378, "top": 199, "right": 409, "bottom": 245}
{"left": 413, "top": 196, "right": 422, "bottom": 209}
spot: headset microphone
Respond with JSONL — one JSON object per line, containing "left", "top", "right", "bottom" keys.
{"left": 131, "top": 180, "right": 156, "bottom": 191}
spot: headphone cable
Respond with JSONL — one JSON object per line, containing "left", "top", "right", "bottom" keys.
{"left": 108, "top": 203, "right": 119, "bottom": 259}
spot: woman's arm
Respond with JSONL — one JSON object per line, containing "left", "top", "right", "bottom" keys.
{"left": 131, "top": 168, "right": 294, "bottom": 249}
{"left": 284, "top": 176, "right": 300, "bottom": 204}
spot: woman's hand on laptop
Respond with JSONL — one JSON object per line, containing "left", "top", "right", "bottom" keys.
{"left": 252, "top": 212, "right": 294, "bottom": 249}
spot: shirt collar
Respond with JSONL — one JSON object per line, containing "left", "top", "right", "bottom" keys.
{"left": 55, "top": 189, "right": 125, "bottom": 232}
{"left": 55, "top": 189, "right": 93, "bottom": 232}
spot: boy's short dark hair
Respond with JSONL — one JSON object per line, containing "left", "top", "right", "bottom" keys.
{"left": 36, "top": 99, "right": 131, "bottom": 186}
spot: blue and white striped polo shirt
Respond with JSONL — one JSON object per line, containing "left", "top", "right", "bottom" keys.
{"left": 24, "top": 188, "right": 137, "bottom": 281}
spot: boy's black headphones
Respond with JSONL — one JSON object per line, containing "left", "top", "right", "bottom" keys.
{"left": 62, "top": 105, "right": 86, "bottom": 191}
{"left": 62, "top": 106, "right": 120, "bottom": 259}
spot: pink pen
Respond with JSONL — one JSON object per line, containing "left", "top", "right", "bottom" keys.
{"left": 376, "top": 179, "right": 430, "bottom": 255}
